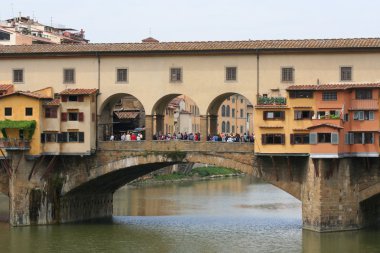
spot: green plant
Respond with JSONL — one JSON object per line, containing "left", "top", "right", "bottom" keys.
{"left": 0, "top": 120, "right": 37, "bottom": 139}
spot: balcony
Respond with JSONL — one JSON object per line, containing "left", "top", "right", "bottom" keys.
{"left": 0, "top": 138, "right": 31, "bottom": 150}
{"left": 257, "top": 96, "right": 287, "bottom": 106}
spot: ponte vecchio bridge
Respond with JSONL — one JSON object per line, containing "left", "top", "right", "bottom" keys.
{"left": 0, "top": 38, "right": 379, "bottom": 232}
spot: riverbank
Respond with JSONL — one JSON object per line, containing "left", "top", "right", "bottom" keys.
{"left": 129, "top": 166, "right": 245, "bottom": 186}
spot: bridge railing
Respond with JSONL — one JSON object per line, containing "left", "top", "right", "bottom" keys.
{"left": 98, "top": 140, "right": 254, "bottom": 153}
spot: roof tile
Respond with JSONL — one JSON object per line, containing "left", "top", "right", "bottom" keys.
{"left": 2, "top": 38, "right": 380, "bottom": 55}
{"left": 60, "top": 89, "right": 98, "bottom": 95}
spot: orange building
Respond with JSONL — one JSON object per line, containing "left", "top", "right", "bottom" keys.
{"left": 254, "top": 83, "right": 380, "bottom": 158}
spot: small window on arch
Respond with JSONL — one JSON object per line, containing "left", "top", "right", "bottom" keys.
{"left": 226, "top": 67, "right": 237, "bottom": 81}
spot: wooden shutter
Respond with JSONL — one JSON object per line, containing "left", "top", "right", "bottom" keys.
{"left": 309, "top": 133, "right": 317, "bottom": 144}
{"left": 79, "top": 132, "right": 84, "bottom": 142}
{"left": 280, "top": 111, "right": 285, "bottom": 120}
{"left": 331, "top": 132, "right": 339, "bottom": 144}
{"left": 40, "top": 133, "right": 45, "bottom": 143}
{"left": 61, "top": 113, "right": 67, "bottom": 122}
{"left": 78, "top": 95, "right": 84, "bottom": 102}
{"left": 349, "top": 133, "right": 354, "bottom": 144}
{"left": 79, "top": 112, "right": 84, "bottom": 122}
{"left": 52, "top": 108, "right": 57, "bottom": 118}
{"left": 263, "top": 112, "right": 267, "bottom": 120}
{"left": 309, "top": 111, "right": 314, "bottom": 119}
{"left": 61, "top": 96, "right": 67, "bottom": 102}
{"left": 369, "top": 111, "right": 374, "bottom": 120}
{"left": 261, "top": 134, "right": 267, "bottom": 145}
{"left": 281, "top": 134, "right": 285, "bottom": 144}
{"left": 290, "top": 134, "right": 294, "bottom": 144}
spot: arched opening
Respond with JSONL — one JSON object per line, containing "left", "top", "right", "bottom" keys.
{"left": 360, "top": 192, "right": 380, "bottom": 227}
{"left": 207, "top": 93, "right": 254, "bottom": 140}
{"left": 98, "top": 94, "right": 145, "bottom": 141}
{"left": 151, "top": 94, "right": 201, "bottom": 139}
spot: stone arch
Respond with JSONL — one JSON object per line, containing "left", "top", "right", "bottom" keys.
{"left": 98, "top": 93, "right": 146, "bottom": 141}
{"left": 207, "top": 92, "right": 254, "bottom": 136}
{"left": 62, "top": 152, "right": 255, "bottom": 195}
{"left": 151, "top": 93, "right": 202, "bottom": 135}
{"left": 359, "top": 182, "right": 380, "bottom": 202}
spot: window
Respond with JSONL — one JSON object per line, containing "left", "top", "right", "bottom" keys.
{"left": 0, "top": 31, "right": 10, "bottom": 41}
{"left": 290, "top": 134, "right": 310, "bottom": 144}
{"left": 232, "top": 97, "right": 235, "bottom": 103}
{"left": 65, "top": 132, "right": 85, "bottom": 142}
{"left": 170, "top": 68, "right": 182, "bottom": 82}
{"left": 226, "top": 121, "right": 230, "bottom": 132}
{"left": 4, "top": 107, "right": 12, "bottom": 116}
{"left": 349, "top": 132, "right": 374, "bottom": 144}
{"left": 355, "top": 89, "right": 372, "bottom": 100}
{"left": 63, "top": 69, "right": 75, "bottom": 83}
{"left": 240, "top": 109, "right": 244, "bottom": 118}
{"left": 221, "top": 105, "right": 226, "bottom": 117}
{"left": 232, "top": 109, "right": 235, "bottom": 117}
{"left": 263, "top": 111, "right": 285, "bottom": 120}
{"left": 61, "top": 112, "right": 84, "bottom": 122}
{"left": 241, "top": 99, "right": 244, "bottom": 103}
{"left": 232, "top": 125, "right": 235, "bottom": 133}
{"left": 45, "top": 107, "right": 58, "bottom": 118}
{"left": 294, "top": 111, "right": 313, "bottom": 120}
{"left": 61, "top": 95, "right": 84, "bottom": 102}
{"left": 340, "top": 67, "right": 352, "bottom": 81}
{"left": 353, "top": 111, "right": 374, "bottom": 121}
{"left": 25, "top": 107, "right": 33, "bottom": 116}
{"left": 240, "top": 125, "right": 243, "bottom": 134}
{"left": 317, "top": 133, "right": 331, "bottom": 143}
{"left": 322, "top": 91, "right": 337, "bottom": 101}
{"left": 116, "top": 68, "right": 128, "bottom": 83}
{"left": 41, "top": 133, "right": 57, "bottom": 143}
{"left": 281, "top": 67, "right": 294, "bottom": 82}
{"left": 222, "top": 121, "right": 226, "bottom": 132}
{"left": 262, "top": 134, "right": 285, "bottom": 145}
{"left": 13, "top": 69, "right": 24, "bottom": 83}
{"left": 289, "top": 90, "right": 313, "bottom": 98}
{"left": 226, "top": 105, "right": 230, "bottom": 117}
{"left": 226, "top": 67, "right": 237, "bottom": 81}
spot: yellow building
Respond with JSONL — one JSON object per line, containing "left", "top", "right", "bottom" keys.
{"left": 217, "top": 94, "right": 253, "bottom": 135}
{"left": 0, "top": 88, "right": 53, "bottom": 156}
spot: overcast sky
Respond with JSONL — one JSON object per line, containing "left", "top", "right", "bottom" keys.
{"left": 1, "top": 0, "right": 379, "bottom": 43}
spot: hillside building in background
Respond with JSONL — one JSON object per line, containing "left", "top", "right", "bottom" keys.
{"left": 0, "top": 15, "right": 88, "bottom": 45}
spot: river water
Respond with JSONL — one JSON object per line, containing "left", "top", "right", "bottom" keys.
{"left": 0, "top": 176, "right": 379, "bottom": 253}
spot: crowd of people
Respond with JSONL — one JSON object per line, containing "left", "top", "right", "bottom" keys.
{"left": 109, "top": 131, "right": 255, "bottom": 143}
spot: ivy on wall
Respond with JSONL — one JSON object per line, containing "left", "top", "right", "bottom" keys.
{"left": 0, "top": 120, "right": 37, "bottom": 140}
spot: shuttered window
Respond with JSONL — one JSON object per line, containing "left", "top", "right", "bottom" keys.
{"left": 290, "top": 134, "right": 310, "bottom": 144}
{"left": 261, "top": 134, "right": 285, "bottom": 145}
{"left": 263, "top": 111, "right": 285, "bottom": 120}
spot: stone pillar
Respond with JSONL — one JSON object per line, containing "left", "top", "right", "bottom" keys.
{"left": 60, "top": 193, "right": 113, "bottom": 223}
{"left": 302, "top": 158, "right": 361, "bottom": 232}
{"left": 155, "top": 115, "right": 165, "bottom": 135}
{"left": 199, "top": 115, "right": 208, "bottom": 141}
{"left": 145, "top": 115, "right": 153, "bottom": 141}
{"left": 8, "top": 151, "right": 58, "bottom": 226}
{"left": 209, "top": 115, "right": 218, "bottom": 136}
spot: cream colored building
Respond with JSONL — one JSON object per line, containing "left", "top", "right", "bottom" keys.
{"left": 1, "top": 38, "right": 380, "bottom": 143}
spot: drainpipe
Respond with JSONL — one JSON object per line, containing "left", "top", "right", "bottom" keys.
{"left": 256, "top": 49, "right": 260, "bottom": 101}
{"left": 95, "top": 52, "right": 100, "bottom": 149}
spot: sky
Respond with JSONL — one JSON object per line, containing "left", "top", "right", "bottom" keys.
{"left": 1, "top": 0, "right": 379, "bottom": 43}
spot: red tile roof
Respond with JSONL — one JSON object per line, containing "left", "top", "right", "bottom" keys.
{"left": 114, "top": 111, "right": 140, "bottom": 119}
{"left": 307, "top": 123, "right": 343, "bottom": 130}
{"left": 0, "top": 91, "right": 52, "bottom": 99}
{"left": 1, "top": 38, "right": 380, "bottom": 55}
{"left": 44, "top": 98, "right": 61, "bottom": 106}
{"left": 60, "top": 89, "right": 98, "bottom": 95}
{"left": 287, "top": 83, "right": 380, "bottom": 91}
{"left": 0, "top": 84, "right": 13, "bottom": 91}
